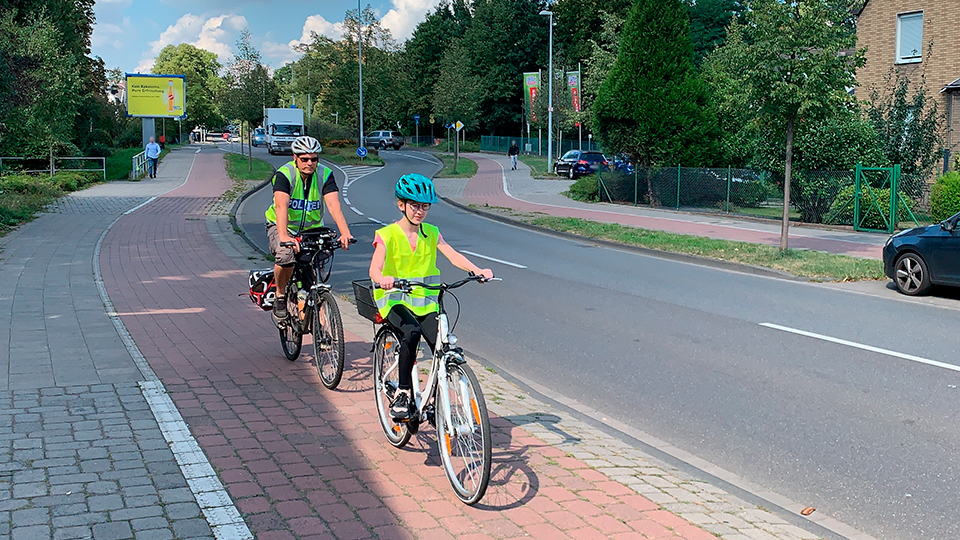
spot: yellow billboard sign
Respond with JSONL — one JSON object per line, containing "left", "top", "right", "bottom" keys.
{"left": 125, "top": 74, "right": 186, "bottom": 118}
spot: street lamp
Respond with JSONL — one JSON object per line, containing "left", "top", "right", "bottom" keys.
{"left": 332, "top": 112, "right": 339, "bottom": 125}
{"left": 539, "top": 10, "right": 554, "bottom": 174}
{"left": 358, "top": 0, "right": 365, "bottom": 149}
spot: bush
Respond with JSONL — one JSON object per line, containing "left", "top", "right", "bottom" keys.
{"left": 931, "top": 171, "right": 960, "bottom": 222}
{"left": 320, "top": 138, "right": 355, "bottom": 148}
{"left": 826, "top": 184, "right": 915, "bottom": 230}
{"left": 566, "top": 174, "right": 599, "bottom": 201}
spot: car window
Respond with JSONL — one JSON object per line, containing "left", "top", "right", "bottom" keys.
{"left": 391, "top": 131, "right": 402, "bottom": 137}
{"left": 561, "top": 151, "right": 578, "bottom": 159}
{"left": 582, "top": 152, "right": 605, "bottom": 162}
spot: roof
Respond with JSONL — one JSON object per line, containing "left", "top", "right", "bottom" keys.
{"left": 853, "top": 0, "right": 870, "bottom": 16}
{"left": 942, "top": 76, "right": 960, "bottom": 93}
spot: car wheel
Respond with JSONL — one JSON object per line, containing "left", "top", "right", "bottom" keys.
{"left": 393, "top": 144, "right": 401, "bottom": 150}
{"left": 568, "top": 167, "right": 575, "bottom": 180}
{"left": 894, "top": 252, "right": 932, "bottom": 296}
{"left": 379, "top": 141, "right": 387, "bottom": 150}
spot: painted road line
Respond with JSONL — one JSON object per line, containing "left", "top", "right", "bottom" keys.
{"left": 350, "top": 206, "right": 364, "bottom": 216}
{"left": 367, "top": 217, "right": 386, "bottom": 226}
{"left": 343, "top": 196, "right": 351, "bottom": 205}
{"left": 760, "top": 323, "right": 960, "bottom": 373}
{"left": 404, "top": 151, "right": 442, "bottom": 164}
{"left": 461, "top": 249, "right": 527, "bottom": 269}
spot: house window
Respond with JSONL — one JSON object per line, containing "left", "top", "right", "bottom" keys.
{"left": 896, "top": 11, "right": 923, "bottom": 64}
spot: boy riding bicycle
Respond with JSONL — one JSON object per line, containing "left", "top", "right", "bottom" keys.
{"left": 266, "top": 136, "right": 354, "bottom": 324}
{"left": 369, "top": 173, "right": 493, "bottom": 421}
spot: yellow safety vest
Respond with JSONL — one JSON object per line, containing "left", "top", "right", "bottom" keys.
{"left": 374, "top": 222, "right": 441, "bottom": 317}
{"left": 265, "top": 162, "right": 328, "bottom": 233}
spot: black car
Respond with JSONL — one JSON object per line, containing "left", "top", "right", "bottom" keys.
{"left": 553, "top": 150, "right": 609, "bottom": 179}
{"left": 882, "top": 211, "right": 960, "bottom": 295}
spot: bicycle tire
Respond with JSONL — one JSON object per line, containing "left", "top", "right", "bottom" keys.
{"left": 314, "top": 291, "right": 345, "bottom": 389}
{"left": 436, "top": 360, "right": 491, "bottom": 505}
{"left": 279, "top": 285, "right": 302, "bottom": 361}
{"left": 372, "top": 327, "right": 411, "bottom": 448}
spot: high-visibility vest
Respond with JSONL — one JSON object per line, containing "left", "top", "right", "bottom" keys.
{"left": 265, "top": 162, "right": 328, "bottom": 232}
{"left": 374, "top": 222, "right": 441, "bottom": 317}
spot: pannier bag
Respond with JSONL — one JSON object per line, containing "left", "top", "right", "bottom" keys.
{"left": 248, "top": 269, "right": 277, "bottom": 310}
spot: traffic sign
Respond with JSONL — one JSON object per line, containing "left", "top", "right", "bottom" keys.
{"left": 414, "top": 114, "right": 420, "bottom": 125}
{"left": 429, "top": 114, "right": 435, "bottom": 124}
{"left": 455, "top": 121, "right": 464, "bottom": 132}
{"left": 356, "top": 147, "right": 368, "bottom": 158}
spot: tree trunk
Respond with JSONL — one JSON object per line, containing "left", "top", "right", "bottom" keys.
{"left": 780, "top": 114, "right": 795, "bottom": 252}
{"left": 643, "top": 158, "right": 660, "bottom": 206}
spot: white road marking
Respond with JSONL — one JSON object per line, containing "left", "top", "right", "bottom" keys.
{"left": 350, "top": 206, "right": 364, "bottom": 216}
{"left": 343, "top": 196, "right": 351, "bottom": 205}
{"left": 403, "top": 151, "right": 443, "bottom": 164}
{"left": 460, "top": 250, "right": 526, "bottom": 269}
{"left": 760, "top": 323, "right": 960, "bottom": 373}
{"left": 368, "top": 217, "right": 386, "bottom": 226}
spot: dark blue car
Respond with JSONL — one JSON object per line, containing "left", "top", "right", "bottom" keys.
{"left": 553, "top": 150, "right": 609, "bottom": 179}
{"left": 883, "top": 210, "right": 960, "bottom": 295}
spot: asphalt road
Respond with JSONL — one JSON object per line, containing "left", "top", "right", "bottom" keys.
{"left": 236, "top": 145, "right": 960, "bottom": 540}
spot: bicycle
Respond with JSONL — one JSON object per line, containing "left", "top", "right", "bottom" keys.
{"left": 353, "top": 274, "right": 500, "bottom": 505}
{"left": 277, "top": 227, "right": 356, "bottom": 389}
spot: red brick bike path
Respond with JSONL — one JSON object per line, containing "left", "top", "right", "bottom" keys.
{"left": 100, "top": 152, "right": 715, "bottom": 540}
{"left": 461, "top": 155, "right": 883, "bottom": 260}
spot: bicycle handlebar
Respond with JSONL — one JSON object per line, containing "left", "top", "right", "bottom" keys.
{"left": 375, "top": 273, "right": 501, "bottom": 292}
{"left": 280, "top": 236, "right": 357, "bottom": 250}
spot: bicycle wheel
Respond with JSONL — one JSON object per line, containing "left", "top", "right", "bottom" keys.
{"left": 313, "top": 291, "right": 345, "bottom": 389}
{"left": 279, "top": 284, "right": 302, "bottom": 361}
{"left": 372, "top": 327, "right": 411, "bottom": 448}
{"left": 436, "top": 360, "right": 491, "bottom": 505}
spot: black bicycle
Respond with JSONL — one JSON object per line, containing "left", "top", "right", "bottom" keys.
{"left": 278, "top": 227, "right": 356, "bottom": 389}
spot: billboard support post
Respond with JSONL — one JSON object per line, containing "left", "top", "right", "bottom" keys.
{"left": 142, "top": 118, "right": 156, "bottom": 151}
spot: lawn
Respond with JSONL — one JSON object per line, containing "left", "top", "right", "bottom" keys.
{"left": 529, "top": 216, "right": 884, "bottom": 281}
{"left": 222, "top": 153, "right": 275, "bottom": 202}
{"left": 0, "top": 172, "right": 101, "bottom": 233}
{"left": 518, "top": 154, "right": 553, "bottom": 177}
{"left": 435, "top": 154, "right": 478, "bottom": 178}
{"left": 104, "top": 143, "right": 186, "bottom": 181}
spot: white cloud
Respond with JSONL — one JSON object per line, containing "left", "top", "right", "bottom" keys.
{"left": 136, "top": 13, "right": 248, "bottom": 73}
{"left": 381, "top": 0, "right": 441, "bottom": 41}
{"left": 261, "top": 14, "right": 345, "bottom": 68}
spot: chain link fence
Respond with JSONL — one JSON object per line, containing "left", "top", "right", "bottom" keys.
{"left": 597, "top": 165, "right": 931, "bottom": 229}
{"left": 481, "top": 135, "right": 600, "bottom": 156}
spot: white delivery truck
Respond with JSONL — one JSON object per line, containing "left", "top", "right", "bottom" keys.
{"left": 264, "top": 107, "right": 305, "bottom": 155}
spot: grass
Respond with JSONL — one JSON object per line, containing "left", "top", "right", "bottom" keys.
{"left": 529, "top": 216, "right": 885, "bottom": 281}
{"left": 435, "top": 154, "right": 478, "bottom": 178}
{"left": 104, "top": 143, "right": 186, "bottom": 181}
{"left": 518, "top": 154, "right": 554, "bottom": 177}
{"left": 0, "top": 172, "right": 101, "bottom": 233}
{"left": 222, "top": 153, "right": 275, "bottom": 202}
{"left": 321, "top": 147, "right": 385, "bottom": 166}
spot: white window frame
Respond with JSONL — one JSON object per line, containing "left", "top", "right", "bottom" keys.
{"left": 896, "top": 11, "right": 923, "bottom": 64}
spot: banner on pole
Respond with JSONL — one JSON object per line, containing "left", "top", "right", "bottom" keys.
{"left": 522, "top": 72, "right": 540, "bottom": 123}
{"left": 566, "top": 70, "right": 581, "bottom": 126}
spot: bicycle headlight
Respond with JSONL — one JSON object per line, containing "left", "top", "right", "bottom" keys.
{"left": 447, "top": 333, "right": 458, "bottom": 347}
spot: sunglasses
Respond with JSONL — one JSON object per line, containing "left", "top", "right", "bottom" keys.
{"left": 297, "top": 156, "right": 319, "bottom": 163}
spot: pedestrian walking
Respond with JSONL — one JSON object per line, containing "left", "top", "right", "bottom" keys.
{"left": 145, "top": 136, "right": 161, "bottom": 178}
{"left": 508, "top": 140, "right": 519, "bottom": 170}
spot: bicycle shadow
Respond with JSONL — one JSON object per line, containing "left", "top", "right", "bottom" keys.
{"left": 503, "top": 412, "right": 581, "bottom": 445}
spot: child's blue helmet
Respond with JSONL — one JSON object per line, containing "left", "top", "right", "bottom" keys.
{"left": 395, "top": 173, "right": 438, "bottom": 204}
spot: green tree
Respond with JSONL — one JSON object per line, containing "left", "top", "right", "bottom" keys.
{"left": 702, "top": 21, "right": 755, "bottom": 166}
{"left": 152, "top": 44, "right": 225, "bottom": 131}
{"left": 222, "top": 30, "right": 273, "bottom": 129}
{"left": 731, "top": 0, "right": 864, "bottom": 250}
{"left": 593, "top": 0, "right": 718, "bottom": 204}
{"left": 866, "top": 69, "right": 943, "bottom": 178}
{"left": 403, "top": 1, "right": 471, "bottom": 121}
{"left": 552, "top": 0, "right": 633, "bottom": 64}
{"left": 432, "top": 42, "right": 480, "bottom": 129}
{"left": 581, "top": 10, "right": 624, "bottom": 133}
{"left": 686, "top": 0, "right": 745, "bottom": 65}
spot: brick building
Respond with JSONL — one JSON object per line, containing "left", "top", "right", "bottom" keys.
{"left": 855, "top": 0, "right": 960, "bottom": 170}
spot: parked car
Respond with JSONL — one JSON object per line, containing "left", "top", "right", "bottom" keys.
{"left": 882, "top": 210, "right": 960, "bottom": 295}
{"left": 252, "top": 128, "right": 265, "bottom": 147}
{"left": 364, "top": 130, "right": 404, "bottom": 150}
{"left": 553, "top": 150, "right": 609, "bottom": 179}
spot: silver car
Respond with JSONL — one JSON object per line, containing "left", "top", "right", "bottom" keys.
{"left": 364, "top": 130, "right": 404, "bottom": 150}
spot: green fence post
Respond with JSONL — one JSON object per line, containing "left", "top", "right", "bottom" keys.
{"left": 676, "top": 164, "right": 681, "bottom": 210}
{"left": 890, "top": 164, "right": 900, "bottom": 234}
{"left": 726, "top": 165, "right": 732, "bottom": 212}
{"left": 633, "top": 169, "right": 638, "bottom": 206}
{"left": 854, "top": 163, "right": 862, "bottom": 231}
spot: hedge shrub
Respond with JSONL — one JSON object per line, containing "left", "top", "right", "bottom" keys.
{"left": 566, "top": 174, "right": 599, "bottom": 202}
{"left": 931, "top": 172, "right": 960, "bottom": 222}
{"left": 826, "top": 184, "right": 915, "bottom": 230}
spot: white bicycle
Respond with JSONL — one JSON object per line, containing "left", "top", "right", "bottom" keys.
{"left": 355, "top": 274, "right": 499, "bottom": 505}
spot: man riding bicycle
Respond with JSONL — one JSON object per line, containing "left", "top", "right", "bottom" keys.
{"left": 368, "top": 173, "right": 493, "bottom": 421}
{"left": 267, "top": 136, "right": 354, "bottom": 324}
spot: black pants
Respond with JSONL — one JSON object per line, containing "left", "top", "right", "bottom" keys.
{"left": 387, "top": 305, "right": 439, "bottom": 390}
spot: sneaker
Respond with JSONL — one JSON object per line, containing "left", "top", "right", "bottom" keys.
{"left": 272, "top": 296, "right": 288, "bottom": 323}
{"left": 390, "top": 392, "right": 413, "bottom": 421}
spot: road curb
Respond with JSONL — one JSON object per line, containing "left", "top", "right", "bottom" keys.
{"left": 440, "top": 194, "right": 805, "bottom": 282}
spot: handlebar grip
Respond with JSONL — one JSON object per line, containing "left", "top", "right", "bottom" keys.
{"left": 349, "top": 238, "right": 358, "bottom": 244}
{"left": 280, "top": 241, "right": 296, "bottom": 247}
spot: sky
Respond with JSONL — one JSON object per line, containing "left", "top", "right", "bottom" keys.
{"left": 91, "top": 0, "right": 442, "bottom": 73}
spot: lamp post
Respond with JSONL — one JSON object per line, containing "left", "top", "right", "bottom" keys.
{"left": 332, "top": 112, "right": 339, "bottom": 125}
{"left": 539, "top": 10, "right": 554, "bottom": 174}
{"left": 357, "top": 0, "right": 365, "bottom": 149}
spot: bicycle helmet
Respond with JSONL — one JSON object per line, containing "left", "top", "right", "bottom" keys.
{"left": 291, "top": 136, "right": 322, "bottom": 155}
{"left": 395, "top": 173, "right": 438, "bottom": 204}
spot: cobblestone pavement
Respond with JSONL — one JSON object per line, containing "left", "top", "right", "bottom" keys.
{"left": 0, "top": 148, "right": 222, "bottom": 540}
{"left": 440, "top": 153, "right": 886, "bottom": 260}
{"left": 94, "top": 151, "right": 874, "bottom": 540}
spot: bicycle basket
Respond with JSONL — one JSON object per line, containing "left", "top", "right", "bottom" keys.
{"left": 248, "top": 269, "right": 276, "bottom": 311}
{"left": 352, "top": 279, "right": 382, "bottom": 323}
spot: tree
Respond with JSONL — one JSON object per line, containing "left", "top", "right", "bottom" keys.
{"left": 686, "top": 0, "right": 746, "bottom": 65}
{"left": 222, "top": 30, "right": 273, "bottom": 129}
{"left": 552, "top": 0, "right": 633, "bottom": 64}
{"left": 731, "top": 0, "right": 864, "bottom": 250}
{"left": 403, "top": 1, "right": 471, "bottom": 120}
{"left": 581, "top": 10, "right": 624, "bottom": 133}
{"left": 432, "top": 42, "right": 480, "bottom": 129}
{"left": 593, "top": 0, "right": 718, "bottom": 204}
{"left": 866, "top": 69, "right": 943, "bottom": 179}
{"left": 152, "top": 44, "right": 225, "bottom": 131}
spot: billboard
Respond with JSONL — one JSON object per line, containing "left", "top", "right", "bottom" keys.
{"left": 522, "top": 72, "right": 540, "bottom": 123}
{"left": 125, "top": 74, "right": 186, "bottom": 118}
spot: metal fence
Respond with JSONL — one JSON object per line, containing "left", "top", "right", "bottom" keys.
{"left": 132, "top": 151, "right": 147, "bottom": 179}
{"left": 0, "top": 156, "right": 106, "bottom": 181}
{"left": 597, "top": 165, "right": 930, "bottom": 230}
{"left": 481, "top": 135, "right": 600, "bottom": 156}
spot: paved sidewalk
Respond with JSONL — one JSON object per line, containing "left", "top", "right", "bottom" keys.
{"left": 96, "top": 151, "right": 855, "bottom": 539}
{"left": 439, "top": 153, "right": 888, "bottom": 260}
